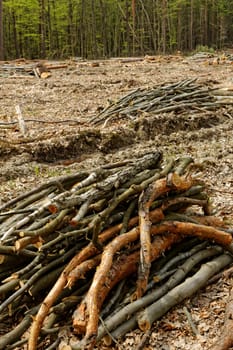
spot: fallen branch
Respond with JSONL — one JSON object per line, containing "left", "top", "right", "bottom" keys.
{"left": 151, "top": 221, "right": 232, "bottom": 247}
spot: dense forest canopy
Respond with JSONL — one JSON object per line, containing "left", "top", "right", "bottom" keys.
{"left": 0, "top": 0, "right": 233, "bottom": 60}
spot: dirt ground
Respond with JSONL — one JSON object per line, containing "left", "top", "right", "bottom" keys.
{"left": 0, "top": 54, "right": 233, "bottom": 349}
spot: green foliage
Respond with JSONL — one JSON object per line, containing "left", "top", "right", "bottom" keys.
{"left": 1, "top": 0, "right": 233, "bottom": 59}
{"left": 194, "top": 45, "right": 215, "bottom": 54}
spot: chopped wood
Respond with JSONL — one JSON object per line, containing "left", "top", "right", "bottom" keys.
{"left": 151, "top": 221, "right": 232, "bottom": 246}
{"left": 0, "top": 60, "right": 67, "bottom": 77}
{"left": 0, "top": 151, "right": 232, "bottom": 350}
{"left": 44, "top": 63, "right": 68, "bottom": 70}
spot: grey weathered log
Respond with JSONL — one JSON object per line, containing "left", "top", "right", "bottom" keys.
{"left": 137, "top": 253, "right": 233, "bottom": 331}
{"left": 0, "top": 306, "right": 39, "bottom": 350}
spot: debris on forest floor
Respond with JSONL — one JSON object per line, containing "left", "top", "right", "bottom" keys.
{"left": 0, "top": 151, "right": 232, "bottom": 350}
{"left": 210, "top": 284, "right": 233, "bottom": 350}
{"left": 144, "top": 54, "right": 183, "bottom": 63}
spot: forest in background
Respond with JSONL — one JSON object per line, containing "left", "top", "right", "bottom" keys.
{"left": 0, "top": 0, "right": 233, "bottom": 60}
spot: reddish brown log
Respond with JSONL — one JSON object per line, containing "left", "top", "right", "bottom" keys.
{"left": 67, "top": 255, "right": 102, "bottom": 288}
{"left": 44, "top": 63, "right": 68, "bottom": 70}
{"left": 28, "top": 275, "right": 66, "bottom": 350}
{"left": 136, "top": 173, "right": 193, "bottom": 299}
{"left": 65, "top": 207, "right": 164, "bottom": 275}
{"left": 73, "top": 225, "right": 141, "bottom": 337}
{"left": 151, "top": 221, "right": 232, "bottom": 246}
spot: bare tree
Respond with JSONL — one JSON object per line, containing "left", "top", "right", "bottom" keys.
{"left": 39, "top": 0, "right": 46, "bottom": 58}
{"left": 0, "top": 0, "right": 4, "bottom": 60}
{"left": 161, "top": 0, "right": 167, "bottom": 54}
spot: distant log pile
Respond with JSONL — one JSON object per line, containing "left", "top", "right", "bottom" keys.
{"left": 0, "top": 151, "right": 232, "bottom": 349}
{"left": 189, "top": 52, "right": 233, "bottom": 65}
{"left": 90, "top": 78, "right": 233, "bottom": 126}
{"left": 0, "top": 60, "right": 67, "bottom": 78}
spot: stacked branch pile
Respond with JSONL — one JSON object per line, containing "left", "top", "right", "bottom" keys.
{"left": 91, "top": 78, "right": 233, "bottom": 126}
{"left": 0, "top": 151, "right": 232, "bottom": 350}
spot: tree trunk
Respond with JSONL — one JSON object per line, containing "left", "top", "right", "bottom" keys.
{"left": 161, "top": 0, "right": 167, "bottom": 54}
{"left": 189, "top": 0, "right": 194, "bottom": 50}
{"left": 39, "top": 0, "right": 46, "bottom": 58}
{"left": 67, "top": 0, "right": 74, "bottom": 57}
{"left": 0, "top": 0, "right": 4, "bottom": 60}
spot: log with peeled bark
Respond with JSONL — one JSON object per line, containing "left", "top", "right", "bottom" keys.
{"left": 136, "top": 173, "right": 193, "bottom": 299}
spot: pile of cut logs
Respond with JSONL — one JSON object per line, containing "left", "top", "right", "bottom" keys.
{"left": 0, "top": 151, "right": 232, "bottom": 350}
{"left": 0, "top": 60, "right": 67, "bottom": 78}
{"left": 91, "top": 78, "right": 233, "bottom": 126}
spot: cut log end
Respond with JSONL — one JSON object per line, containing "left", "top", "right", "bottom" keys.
{"left": 138, "top": 316, "right": 151, "bottom": 332}
{"left": 73, "top": 303, "right": 88, "bottom": 334}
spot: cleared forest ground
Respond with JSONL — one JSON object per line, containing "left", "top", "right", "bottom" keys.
{"left": 0, "top": 54, "right": 233, "bottom": 349}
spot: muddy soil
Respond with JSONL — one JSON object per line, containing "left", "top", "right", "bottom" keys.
{"left": 0, "top": 55, "right": 233, "bottom": 349}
